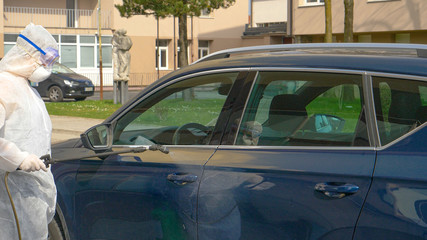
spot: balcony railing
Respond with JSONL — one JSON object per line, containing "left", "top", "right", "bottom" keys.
{"left": 4, "top": 6, "right": 111, "bottom": 29}
{"left": 243, "top": 23, "right": 287, "bottom": 36}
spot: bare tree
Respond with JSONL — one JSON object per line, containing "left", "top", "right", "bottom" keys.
{"left": 324, "top": 0, "right": 332, "bottom": 43}
{"left": 343, "top": 0, "right": 354, "bottom": 42}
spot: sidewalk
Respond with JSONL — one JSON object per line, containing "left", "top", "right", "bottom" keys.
{"left": 51, "top": 115, "right": 103, "bottom": 144}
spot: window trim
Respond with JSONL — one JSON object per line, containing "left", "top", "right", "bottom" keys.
{"left": 110, "top": 68, "right": 252, "bottom": 125}
{"left": 110, "top": 69, "right": 250, "bottom": 147}
{"left": 156, "top": 45, "right": 169, "bottom": 70}
{"left": 108, "top": 66, "right": 427, "bottom": 150}
{"left": 234, "top": 69, "right": 370, "bottom": 148}
{"left": 302, "top": 0, "right": 324, "bottom": 7}
{"left": 3, "top": 33, "right": 112, "bottom": 70}
{"left": 369, "top": 73, "right": 427, "bottom": 150}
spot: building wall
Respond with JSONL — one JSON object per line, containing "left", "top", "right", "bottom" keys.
{"left": 5, "top": 0, "right": 65, "bottom": 9}
{"left": 252, "top": 0, "right": 287, "bottom": 26}
{"left": 292, "top": 0, "right": 427, "bottom": 42}
{"left": 112, "top": 0, "right": 249, "bottom": 79}
{"left": 2, "top": 0, "right": 250, "bottom": 86}
{"left": 0, "top": 0, "right": 3, "bottom": 57}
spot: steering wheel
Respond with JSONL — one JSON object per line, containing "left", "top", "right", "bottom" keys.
{"left": 172, "top": 123, "right": 209, "bottom": 145}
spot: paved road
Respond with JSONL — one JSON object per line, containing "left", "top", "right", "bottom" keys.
{"left": 50, "top": 89, "right": 143, "bottom": 143}
{"left": 51, "top": 115, "right": 103, "bottom": 144}
{"left": 88, "top": 89, "right": 142, "bottom": 101}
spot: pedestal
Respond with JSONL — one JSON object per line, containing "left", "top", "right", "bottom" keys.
{"left": 113, "top": 80, "right": 129, "bottom": 104}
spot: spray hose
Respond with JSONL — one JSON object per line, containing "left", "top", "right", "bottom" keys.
{"left": 5, "top": 172, "right": 22, "bottom": 240}
{"left": 4, "top": 144, "right": 169, "bottom": 240}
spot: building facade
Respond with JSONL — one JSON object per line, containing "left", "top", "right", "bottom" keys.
{"left": 243, "top": 0, "right": 291, "bottom": 45}
{"left": 1, "top": 0, "right": 249, "bottom": 86}
{"left": 291, "top": 0, "right": 427, "bottom": 44}
{"left": 3, "top": 0, "right": 427, "bottom": 86}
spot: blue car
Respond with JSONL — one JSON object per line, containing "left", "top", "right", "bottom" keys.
{"left": 49, "top": 43, "right": 427, "bottom": 240}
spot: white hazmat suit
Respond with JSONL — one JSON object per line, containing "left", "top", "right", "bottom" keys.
{"left": 0, "top": 23, "right": 58, "bottom": 239}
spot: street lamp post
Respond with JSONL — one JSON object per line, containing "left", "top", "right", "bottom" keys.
{"left": 98, "top": 0, "right": 104, "bottom": 100}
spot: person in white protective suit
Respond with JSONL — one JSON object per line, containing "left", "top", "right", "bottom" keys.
{"left": 0, "top": 23, "right": 59, "bottom": 239}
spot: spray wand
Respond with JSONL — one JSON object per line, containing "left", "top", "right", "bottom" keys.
{"left": 40, "top": 144, "right": 169, "bottom": 167}
{"left": 6, "top": 144, "right": 169, "bottom": 240}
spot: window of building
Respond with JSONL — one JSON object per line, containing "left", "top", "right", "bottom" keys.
{"left": 200, "top": 8, "right": 212, "bottom": 18}
{"left": 3, "top": 34, "right": 112, "bottom": 70}
{"left": 198, "top": 40, "right": 210, "bottom": 59}
{"left": 358, "top": 35, "right": 372, "bottom": 43}
{"left": 156, "top": 40, "right": 169, "bottom": 70}
{"left": 97, "top": 46, "right": 113, "bottom": 68}
{"left": 367, "top": 0, "right": 397, "bottom": 2}
{"left": 80, "top": 36, "right": 96, "bottom": 68}
{"left": 3, "top": 34, "right": 19, "bottom": 55}
{"left": 395, "top": 33, "right": 410, "bottom": 43}
{"left": 61, "top": 45, "right": 78, "bottom": 68}
{"left": 303, "top": 0, "right": 325, "bottom": 6}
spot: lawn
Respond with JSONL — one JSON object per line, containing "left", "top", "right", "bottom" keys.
{"left": 45, "top": 100, "right": 122, "bottom": 119}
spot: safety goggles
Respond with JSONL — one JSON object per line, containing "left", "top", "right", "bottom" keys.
{"left": 18, "top": 34, "right": 59, "bottom": 68}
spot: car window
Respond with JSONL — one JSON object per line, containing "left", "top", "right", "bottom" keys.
{"left": 235, "top": 71, "right": 368, "bottom": 146}
{"left": 113, "top": 72, "right": 238, "bottom": 146}
{"left": 52, "top": 63, "right": 74, "bottom": 74}
{"left": 373, "top": 76, "right": 427, "bottom": 145}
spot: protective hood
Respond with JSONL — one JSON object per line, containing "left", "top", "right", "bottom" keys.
{"left": 0, "top": 23, "right": 58, "bottom": 79}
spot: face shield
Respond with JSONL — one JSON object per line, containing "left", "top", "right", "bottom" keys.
{"left": 18, "top": 34, "right": 59, "bottom": 70}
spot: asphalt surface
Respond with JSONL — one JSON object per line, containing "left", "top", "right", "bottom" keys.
{"left": 50, "top": 89, "right": 143, "bottom": 143}
{"left": 51, "top": 115, "right": 103, "bottom": 144}
{"left": 88, "top": 88, "right": 142, "bottom": 101}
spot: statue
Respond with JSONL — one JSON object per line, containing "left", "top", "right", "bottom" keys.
{"left": 112, "top": 29, "right": 132, "bottom": 81}
{"left": 112, "top": 29, "right": 132, "bottom": 104}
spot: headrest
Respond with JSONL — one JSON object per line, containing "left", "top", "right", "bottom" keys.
{"left": 388, "top": 91, "right": 420, "bottom": 125}
{"left": 269, "top": 94, "right": 307, "bottom": 117}
{"left": 416, "top": 106, "right": 427, "bottom": 125}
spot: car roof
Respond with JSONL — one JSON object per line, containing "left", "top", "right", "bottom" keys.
{"left": 163, "top": 44, "right": 427, "bottom": 83}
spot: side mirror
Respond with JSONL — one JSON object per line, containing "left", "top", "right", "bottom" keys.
{"left": 80, "top": 123, "right": 112, "bottom": 151}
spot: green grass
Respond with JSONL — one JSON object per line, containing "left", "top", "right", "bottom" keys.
{"left": 45, "top": 100, "right": 122, "bottom": 119}
{"left": 131, "top": 98, "right": 224, "bottom": 126}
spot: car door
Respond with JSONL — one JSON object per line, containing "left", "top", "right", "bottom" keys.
{"left": 198, "top": 70, "right": 377, "bottom": 239}
{"left": 53, "top": 71, "right": 246, "bottom": 240}
{"left": 354, "top": 76, "right": 427, "bottom": 239}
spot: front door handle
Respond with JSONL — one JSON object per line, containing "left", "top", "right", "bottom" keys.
{"left": 167, "top": 173, "right": 198, "bottom": 186}
{"left": 314, "top": 182, "right": 359, "bottom": 199}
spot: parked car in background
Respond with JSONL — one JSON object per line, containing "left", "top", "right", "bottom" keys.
{"left": 32, "top": 62, "right": 94, "bottom": 102}
{"left": 48, "top": 43, "right": 427, "bottom": 240}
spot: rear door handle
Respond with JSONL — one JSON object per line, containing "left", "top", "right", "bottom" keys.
{"left": 314, "top": 182, "right": 359, "bottom": 199}
{"left": 167, "top": 173, "right": 198, "bottom": 186}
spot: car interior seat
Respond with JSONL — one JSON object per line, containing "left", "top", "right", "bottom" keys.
{"left": 415, "top": 105, "right": 427, "bottom": 126}
{"left": 387, "top": 91, "right": 421, "bottom": 142}
{"left": 259, "top": 94, "right": 308, "bottom": 145}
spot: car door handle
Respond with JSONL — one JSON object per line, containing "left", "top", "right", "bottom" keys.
{"left": 167, "top": 173, "right": 198, "bottom": 186}
{"left": 314, "top": 182, "right": 359, "bottom": 199}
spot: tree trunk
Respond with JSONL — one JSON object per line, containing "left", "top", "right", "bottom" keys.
{"left": 343, "top": 0, "right": 354, "bottom": 43}
{"left": 324, "top": 0, "right": 332, "bottom": 43}
{"left": 178, "top": 14, "right": 189, "bottom": 68}
{"left": 178, "top": 13, "right": 192, "bottom": 101}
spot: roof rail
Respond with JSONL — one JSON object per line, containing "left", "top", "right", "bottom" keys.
{"left": 193, "top": 43, "right": 427, "bottom": 64}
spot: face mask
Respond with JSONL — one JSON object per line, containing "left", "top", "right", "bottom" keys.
{"left": 29, "top": 66, "right": 51, "bottom": 83}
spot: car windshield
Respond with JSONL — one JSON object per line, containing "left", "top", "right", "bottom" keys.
{"left": 52, "top": 63, "right": 75, "bottom": 74}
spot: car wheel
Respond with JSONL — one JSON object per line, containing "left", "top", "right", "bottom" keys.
{"left": 49, "top": 86, "right": 64, "bottom": 102}
{"left": 74, "top": 97, "right": 86, "bottom": 101}
{"left": 48, "top": 215, "right": 65, "bottom": 240}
